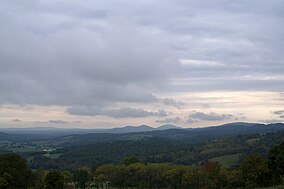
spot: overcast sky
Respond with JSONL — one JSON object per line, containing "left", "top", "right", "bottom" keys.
{"left": 0, "top": 0, "right": 284, "bottom": 128}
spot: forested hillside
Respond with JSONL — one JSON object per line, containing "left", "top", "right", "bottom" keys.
{"left": 29, "top": 131, "right": 284, "bottom": 170}
{"left": 1, "top": 140, "right": 283, "bottom": 189}
{"left": 1, "top": 123, "right": 284, "bottom": 171}
{"left": 1, "top": 123, "right": 284, "bottom": 188}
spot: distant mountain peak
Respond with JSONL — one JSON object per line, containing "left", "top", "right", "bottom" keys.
{"left": 220, "top": 122, "right": 261, "bottom": 127}
{"left": 156, "top": 124, "right": 180, "bottom": 130}
{"left": 106, "top": 125, "right": 154, "bottom": 133}
{"left": 137, "top": 125, "right": 153, "bottom": 128}
{"left": 104, "top": 124, "right": 180, "bottom": 133}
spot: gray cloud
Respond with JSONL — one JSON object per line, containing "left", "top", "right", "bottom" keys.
{"left": 66, "top": 106, "right": 104, "bottom": 116}
{"left": 0, "top": 0, "right": 177, "bottom": 107}
{"left": 48, "top": 120, "right": 68, "bottom": 124}
{"left": 67, "top": 106, "right": 169, "bottom": 118}
{"left": 187, "top": 118, "right": 198, "bottom": 124}
{"left": 188, "top": 111, "right": 233, "bottom": 121}
{"left": 259, "top": 119, "right": 284, "bottom": 124}
{"left": 73, "top": 120, "right": 83, "bottom": 124}
{"left": 172, "top": 77, "right": 284, "bottom": 93}
{"left": 161, "top": 98, "right": 185, "bottom": 108}
{"left": 234, "top": 114, "right": 247, "bottom": 121}
{"left": 274, "top": 110, "right": 284, "bottom": 115}
{"left": 12, "top": 119, "right": 22, "bottom": 122}
{"left": 0, "top": 0, "right": 283, "bottom": 114}
{"left": 272, "top": 110, "right": 284, "bottom": 120}
{"left": 105, "top": 108, "right": 168, "bottom": 118}
{"left": 156, "top": 117, "right": 182, "bottom": 124}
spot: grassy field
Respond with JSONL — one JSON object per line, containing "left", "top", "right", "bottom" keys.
{"left": 210, "top": 153, "right": 240, "bottom": 167}
{"left": 43, "top": 153, "right": 62, "bottom": 159}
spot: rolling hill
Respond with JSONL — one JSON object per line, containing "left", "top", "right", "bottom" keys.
{"left": 1, "top": 122, "right": 284, "bottom": 144}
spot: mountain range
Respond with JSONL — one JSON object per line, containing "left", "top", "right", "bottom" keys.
{"left": 1, "top": 122, "right": 283, "bottom": 143}
{"left": 0, "top": 124, "right": 179, "bottom": 135}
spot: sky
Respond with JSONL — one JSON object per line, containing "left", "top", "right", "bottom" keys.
{"left": 0, "top": 0, "right": 284, "bottom": 128}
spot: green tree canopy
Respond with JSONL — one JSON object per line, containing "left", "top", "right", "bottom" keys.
{"left": 44, "top": 171, "right": 64, "bottom": 189}
{"left": 123, "top": 156, "right": 141, "bottom": 166}
{"left": 240, "top": 154, "right": 270, "bottom": 188}
{"left": 0, "top": 154, "right": 32, "bottom": 189}
{"left": 268, "top": 141, "right": 284, "bottom": 184}
{"left": 73, "top": 169, "right": 91, "bottom": 189}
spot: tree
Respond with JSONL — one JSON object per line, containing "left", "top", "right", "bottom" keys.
{"left": 201, "top": 161, "right": 228, "bottom": 189}
{"left": 240, "top": 154, "right": 270, "bottom": 188}
{"left": 93, "top": 164, "right": 115, "bottom": 186}
{"left": 182, "top": 168, "right": 205, "bottom": 189}
{"left": 140, "top": 163, "right": 168, "bottom": 188}
{"left": 123, "top": 156, "right": 141, "bottom": 166}
{"left": 61, "top": 171, "right": 73, "bottom": 185}
{"left": 268, "top": 141, "right": 284, "bottom": 184}
{"left": 0, "top": 173, "right": 12, "bottom": 188}
{"left": 124, "top": 163, "right": 144, "bottom": 187}
{"left": 0, "top": 154, "right": 32, "bottom": 189}
{"left": 73, "top": 169, "right": 90, "bottom": 189}
{"left": 30, "top": 169, "right": 46, "bottom": 189}
{"left": 225, "top": 168, "right": 242, "bottom": 188}
{"left": 44, "top": 171, "right": 64, "bottom": 189}
{"left": 164, "top": 165, "right": 188, "bottom": 189}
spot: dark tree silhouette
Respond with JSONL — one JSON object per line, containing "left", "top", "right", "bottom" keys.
{"left": 268, "top": 141, "right": 284, "bottom": 184}
{"left": 44, "top": 171, "right": 64, "bottom": 189}
{"left": 0, "top": 154, "right": 32, "bottom": 189}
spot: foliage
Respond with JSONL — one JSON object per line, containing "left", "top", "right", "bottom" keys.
{"left": 0, "top": 173, "right": 12, "bottom": 188}
{"left": 1, "top": 132, "right": 284, "bottom": 189}
{"left": 0, "top": 154, "right": 32, "bottom": 189}
{"left": 268, "top": 141, "right": 284, "bottom": 184}
{"left": 240, "top": 154, "right": 271, "bottom": 188}
{"left": 73, "top": 169, "right": 91, "bottom": 189}
{"left": 30, "top": 169, "right": 46, "bottom": 189}
{"left": 28, "top": 131, "right": 284, "bottom": 170}
{"left": 123, "top": 156, "right": 141, "bottom": 166}
{"left": 44, "top": 171, "right": 64, "bottom": 189}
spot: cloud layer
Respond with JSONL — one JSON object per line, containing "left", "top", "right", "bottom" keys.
{"left": 187, "top": 111, "right": 233, "bottom": 123}
{"left": 1, "top": 0, "right": 284, "bottom": 106}
{"left": 67, "top": 106, "right": 169, "bottom": 118}
{"left": 0, "top": 0, "right": 283, "bottom": 127}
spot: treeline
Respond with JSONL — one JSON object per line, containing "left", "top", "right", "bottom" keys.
{"left": 0, "top": 141, "right": 283, "bottom": 189}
